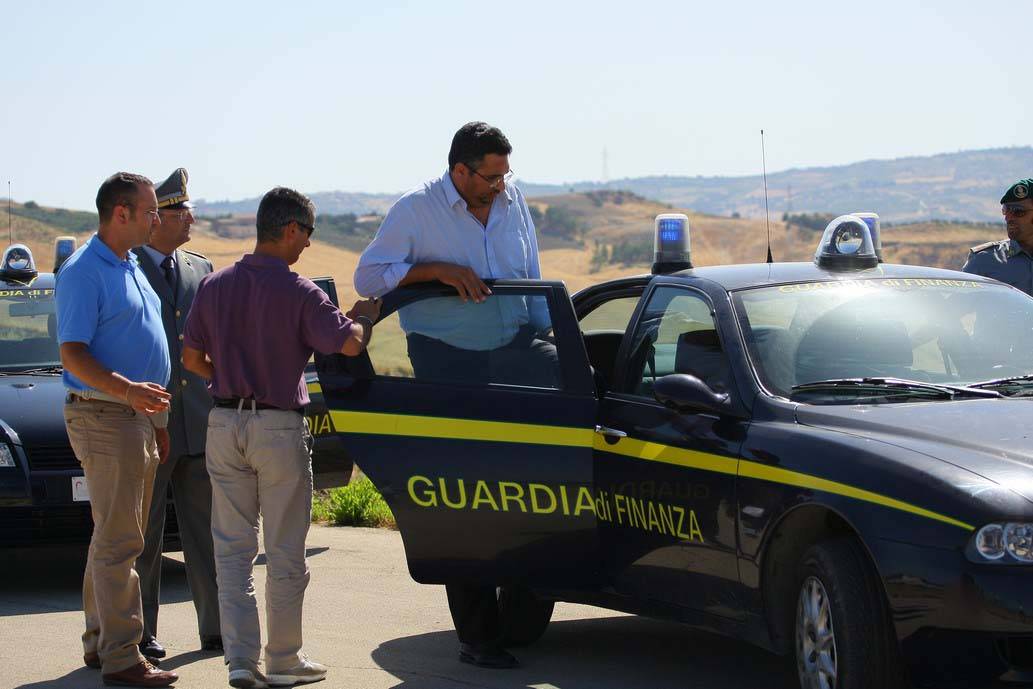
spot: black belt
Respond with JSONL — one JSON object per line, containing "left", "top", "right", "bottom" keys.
{"left": 213, "top": 397, "right": 305, "bottom": 415}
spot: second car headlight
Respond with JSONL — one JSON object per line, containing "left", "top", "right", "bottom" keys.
{"left": 0, "top": 444, "right": 14, "bottom": 468}
{"left": 1005, "top": 523, "right": 1033, "bottom": 562}
{"left": 971, "top": 523, "right": 1033, "bottom": 563}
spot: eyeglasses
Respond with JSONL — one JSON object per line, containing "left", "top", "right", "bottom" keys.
{"left": 159, "top": 209, "right": 194, "bottom": 221}
{"left": 122, "top": 203, "right": 160, "bottom": 220}
{"left": 1003, "top": 205, "right": 1033, "bottom": 219}
{"left": 469, "top": 168, "right": 514, "bottom": 190}
{"left": 295, "top": 220, "right": 315, "bottom": 236}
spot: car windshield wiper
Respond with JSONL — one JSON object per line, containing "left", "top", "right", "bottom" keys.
{"left": 790, "top": 377, "right": 1001, "bottom": 401}
{"left": 13, "top": 366, "right": 63, "bottom": 375}
{"left": 970, "top": 374, "right": 1033, "bottom": 392}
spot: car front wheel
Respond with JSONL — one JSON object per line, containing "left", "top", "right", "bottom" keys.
{"left": 794, "top": 538, "right": 903, "bottom": 689}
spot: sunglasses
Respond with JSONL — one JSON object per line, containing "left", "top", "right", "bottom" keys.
{"left": 1003, "top": 205, "right": 1032, "bottom": 219}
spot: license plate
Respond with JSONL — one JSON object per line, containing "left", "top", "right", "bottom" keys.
{"left": 72, "top": 476, "right": 90, "bottom": 502}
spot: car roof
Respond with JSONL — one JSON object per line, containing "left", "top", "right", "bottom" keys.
{"left": 0, "top": 272, "right": 56, "bottom": 290}
{"left": 616, "top": 262, "right": 997, "bottom": 293}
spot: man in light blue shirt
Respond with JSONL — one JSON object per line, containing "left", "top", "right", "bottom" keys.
{"left": 354, "top": 122, "right": 556, "bottom": 667}
{"left": 355, "top": 124, "right": 552, "bottom": 345}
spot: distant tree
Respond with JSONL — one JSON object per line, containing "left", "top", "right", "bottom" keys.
{"left": 609, "top": 238, "right": 652, "bottom": 266}
{"left": 24, "top": 201, "right": 38, "bottom": 209}
{"left": 539, "top": 205, "right": 583, "bottom": 241}
{"left": 731, "top": 211, "right": 741, "bottom": 219}
{"left": 528, "top": 205, "right": 544, "bottom": 225}
{"left": 784, "top": 212, "right": 836, "bottom": 232}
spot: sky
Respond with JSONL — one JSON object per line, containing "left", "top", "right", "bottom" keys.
{"left": 2, "top": 0, "right": 1028, "bottom": 210}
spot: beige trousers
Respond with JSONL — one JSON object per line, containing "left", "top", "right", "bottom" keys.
{"left": 64, "top": 398, "right": 159, "bottom": 674}
{"left": 206, "top": 406, "right": 313, "bottom": 669}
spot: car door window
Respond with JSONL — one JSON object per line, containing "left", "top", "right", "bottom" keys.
{"left": 365, "top": 291, "right": 562, "bottom": 389}
{"left": 624, "top": 286, "right": 732, "bottom": 397}
{"left": 579, "top": 296, "right": 640, "bottom": 333}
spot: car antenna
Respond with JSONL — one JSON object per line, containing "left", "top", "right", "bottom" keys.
{"left": 760, "top": 130, "right": 773, "bottom": 264}
{"left": 7, "top": 181, "right": 11, "bottom": 246}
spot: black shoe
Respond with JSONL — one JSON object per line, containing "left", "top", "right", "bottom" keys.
{"left": 200, "top": 635, "right": 223, "bottom": 652}
{"left": 458, "top": 642, "right": 518, "bottom": 669}
{"left": 139, "top": 636, "right": 166, "bottom": 659}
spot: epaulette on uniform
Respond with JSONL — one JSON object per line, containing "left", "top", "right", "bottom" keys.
{"left": 181, "top": 249, "right": 211, "bottom": 262}
{"left": 969, "top": 240, "right": 1005, "bottom": 254}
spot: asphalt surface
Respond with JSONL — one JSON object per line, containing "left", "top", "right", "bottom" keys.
{"left": 0, "top": 525, "right": 797, "bottom": 689}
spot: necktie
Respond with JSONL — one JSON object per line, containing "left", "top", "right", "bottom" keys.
{"left": 161, "top": 255, "right": 176, "bottom": 296}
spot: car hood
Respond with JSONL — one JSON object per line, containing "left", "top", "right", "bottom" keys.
{"left": 0, "top": 374, "right": 67, "bottom": 445}
{"left": 795, "top": 399, "right": 1033, "bottom": 504}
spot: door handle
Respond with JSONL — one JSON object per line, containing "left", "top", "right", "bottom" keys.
{"left": 594, "top": 425, "right": 628, "bottom": 439}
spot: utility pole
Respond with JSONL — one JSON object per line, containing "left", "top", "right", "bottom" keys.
{"left": 602, "top": 147, "right": 609, "bottom": 187}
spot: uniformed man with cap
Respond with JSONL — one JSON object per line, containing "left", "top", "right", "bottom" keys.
{"left": 963, "top": 178, "right": 1033, "bottom": 296}
{"left": 133, "top": 168, "right": 221, "bottom": 658}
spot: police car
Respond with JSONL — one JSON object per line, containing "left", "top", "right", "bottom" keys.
{"left": 316, "top": 214, "right": 1033, "bottom": 688}
{"left": 0, "top": 242, "right": 348, "bottom": 546}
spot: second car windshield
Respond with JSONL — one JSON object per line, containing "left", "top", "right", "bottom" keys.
{"left": 0, "top": 290, "right": 60, "bottom": 372}
{"left": 733, "top": 278, "right": 1033, "bottom": 400}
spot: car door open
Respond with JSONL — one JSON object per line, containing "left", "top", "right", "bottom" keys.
{"left": 316, "top": 280, "right": 600, "bottom": 588}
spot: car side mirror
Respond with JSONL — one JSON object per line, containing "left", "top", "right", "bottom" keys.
{"left": 653, "top": 374, "right": 732, "bottom": 416}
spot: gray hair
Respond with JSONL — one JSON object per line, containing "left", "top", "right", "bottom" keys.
{"left": 256, "top": 186, "right": 315, "bottom": 243}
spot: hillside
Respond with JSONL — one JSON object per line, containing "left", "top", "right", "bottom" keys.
{"left": 193, "top": 146, "right": 1032, "bottom": 223}
{"left": 522, "top": 147, "right": 1033, "bottom": 224}
{"left": 1, "top": 194, "right": 1004, "bottom": 291}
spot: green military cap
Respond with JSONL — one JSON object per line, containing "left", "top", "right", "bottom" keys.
{"left": 155, "top": 168, "right": 192, "bottom": 209}
{"left": 1001, "top": 178, "right": 1033, "bottom": 204}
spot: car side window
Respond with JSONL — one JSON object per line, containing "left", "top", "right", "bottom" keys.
{"left": 579, "top": 296, "right": 640, "bottom": 334}
{"left": 623, "top": 286, "right": 732, "bottom": 398}
{"left": 364, "top": 291, "right": 562, "bottom": 390}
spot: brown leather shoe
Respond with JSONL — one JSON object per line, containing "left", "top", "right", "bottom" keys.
{"left": 102, "top": 660, "right": 177, "bottom": 687}
{"left": 84, "top": 652, "right": 101, "bottom": 669}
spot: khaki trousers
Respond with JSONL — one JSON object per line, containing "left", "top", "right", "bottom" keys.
{"left": 206, "top": 407, "right": 313, "bottom": 669}
{"left": 64, "top": 399, "right": 159, "bottom": 674}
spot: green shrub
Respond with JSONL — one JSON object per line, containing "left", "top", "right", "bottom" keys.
{"left": 312, "top": 477, "right": 395, "bottom": 528}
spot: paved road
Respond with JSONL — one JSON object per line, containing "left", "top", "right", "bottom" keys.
{"left": 0, "top": 525, "right": 797, "bottom": 689}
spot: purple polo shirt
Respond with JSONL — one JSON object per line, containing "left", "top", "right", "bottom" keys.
{"left": 183, "top": 253, "right": 352, "bottom": 409}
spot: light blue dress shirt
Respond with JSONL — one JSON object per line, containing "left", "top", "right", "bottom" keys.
{"left": 56, "top": 235, "right": 171, "bottom": 392}
{"left": 354, "top": 171, "right": 549, "bottom": 350}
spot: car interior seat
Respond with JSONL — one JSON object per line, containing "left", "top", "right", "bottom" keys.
{"left": 674, "top": 328, "right": 730, "bottom": 392}
{"left": 582, "top": 330, "right": 624, "bottom": 391}
{"left": 795, "top": 312, "right": 914, "bottom": 384}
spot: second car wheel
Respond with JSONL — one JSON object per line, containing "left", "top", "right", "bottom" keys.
{"left": 498, "top": 586, "right": 554, "bottom": 647}
{"left": 794, "top": 538, "right": 903, "bottom": 689}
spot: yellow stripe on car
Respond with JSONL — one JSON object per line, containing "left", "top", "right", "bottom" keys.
{"left": 327, "top": 409, "right": 973, "bottom": 531}
{"left": 330, "top": 410, "right": 595, "bottom": 448}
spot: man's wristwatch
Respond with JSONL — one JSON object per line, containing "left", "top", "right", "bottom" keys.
{"left": 355, "top": 315, "right": 375, "bottom": 329}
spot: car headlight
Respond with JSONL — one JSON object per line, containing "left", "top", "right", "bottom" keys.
{"left": 0, "top": 444, "right": 15, "bottom": 468}
{"left": 969, "top": 523, "right": 1033, "bottom": 563}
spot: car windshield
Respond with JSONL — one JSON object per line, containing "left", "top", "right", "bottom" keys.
{"left": 0, "top": 287, "right": 60, "bottom": 372}
{"left": 732, "top": 278, "right": 1033, "bottom": 401}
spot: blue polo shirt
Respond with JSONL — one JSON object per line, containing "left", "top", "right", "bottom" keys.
{"left": 56, "top": 234, "right": 171, "bottom": 392}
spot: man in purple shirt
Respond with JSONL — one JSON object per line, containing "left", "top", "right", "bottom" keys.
{"left": 183, "top": 187, "right": 379, "bottom": 689}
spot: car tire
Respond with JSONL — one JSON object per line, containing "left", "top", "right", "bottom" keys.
{"left": 794, "top": 538, "right": 903, "bottom": 689}
{"left": 498, "top": 586, "right": 554, "bottom": 647}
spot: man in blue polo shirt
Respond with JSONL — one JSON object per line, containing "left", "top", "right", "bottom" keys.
{"left": 56, "top": 172, "right": 178, "bottom": 688}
